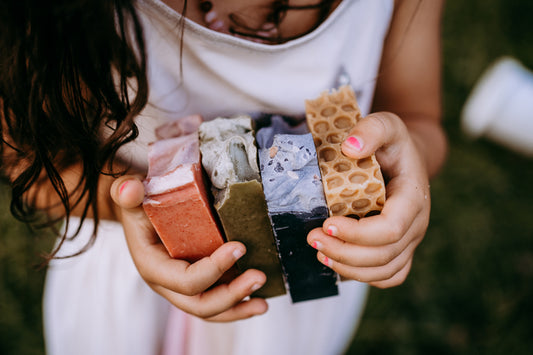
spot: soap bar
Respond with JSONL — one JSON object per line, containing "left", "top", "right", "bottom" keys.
{"left": 143, "top": 133, "right": 225, "bottom": 262}
{"left": 258, "top": 133, "right": 338, "bottom": 303}
{"left": 199, "top": 117, "right": 286, "bottom": 298}
{"left": 305, "top": 85, "right": 386, "bottom": 218}
{"left": 155, "top": 114, "right": 204, "bottom": 140}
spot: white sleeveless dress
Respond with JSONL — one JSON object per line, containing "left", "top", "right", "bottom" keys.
{"left": 43, "top": 1, "right": 393, "bottom": 354}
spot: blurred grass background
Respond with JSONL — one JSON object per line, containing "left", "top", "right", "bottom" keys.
{"left": 349, "top": 0, "right": 533, "bottom": 354}
{"left": 1, "top": 0, "right": 533, "bottom": 354}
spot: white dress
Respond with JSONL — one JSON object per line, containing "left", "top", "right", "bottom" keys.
{"left": 43, "top": 1, "right": 393, "bottom": 354}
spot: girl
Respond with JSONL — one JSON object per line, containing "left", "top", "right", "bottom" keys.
{"left": 0, "top": 0, "right": 446, "bottom": 354}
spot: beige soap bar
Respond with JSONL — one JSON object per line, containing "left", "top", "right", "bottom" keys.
{"left": 305, "top": 85, "right": 386, "bottom": 218}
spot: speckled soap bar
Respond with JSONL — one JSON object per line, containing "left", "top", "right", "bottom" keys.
{"left": 258, "top": 132, "right": 338, "bottom": 303}
{"left": 199, "top": 116, "right": 286, "bottom": 298}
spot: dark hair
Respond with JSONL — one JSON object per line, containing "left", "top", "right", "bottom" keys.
{"left": 0, "top": 0, "right": 148, "bottom": 258}
{"left": 0, "top": 0, "right": 356, "bottom": 259}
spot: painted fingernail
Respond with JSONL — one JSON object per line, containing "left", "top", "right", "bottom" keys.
{"left": 119, "top": 181, "right": 129, "bottom": 195}
{"left": 327, "top": 225, "right": 338, "bottom": 237}
{"left": 346, "top": 136, "right": 362, "bottom": 150}
{"left": 323, "top": 256, "right": 331, "bottom": 267}
{"left": 312, "top": 241, "right": 322, "bottom": 250}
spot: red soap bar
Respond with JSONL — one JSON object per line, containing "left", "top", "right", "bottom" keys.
{"left": 143, "top": 133, "right": 225, "bottom": 262}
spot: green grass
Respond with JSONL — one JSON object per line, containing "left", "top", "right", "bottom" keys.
{"left": 2, "top": 1, "right": 533, "bottom": 354}
{"left": 348, "top": 1, "right": 533, "bottom": 354}
{"left": 0, "top": 187, "right": 54, "bottom": 355}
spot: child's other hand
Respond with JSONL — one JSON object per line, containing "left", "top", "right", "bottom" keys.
{"left": 110, "top": 176, "right": 268, "bottom": 321}
{"left": 308, "top": 112, "right": 431, "bottom": 288}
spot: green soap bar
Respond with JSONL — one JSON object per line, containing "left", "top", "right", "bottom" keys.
{"left": 199, "top": 116, "right": 286, "bottom": 298}
{"left": 216, "top": 180, "right": 286, "bottom": 298}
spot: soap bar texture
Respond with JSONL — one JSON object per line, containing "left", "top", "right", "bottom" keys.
{"left": 258, "top": 132, "right": 338, "bottom": 302}
{"left": 199, "top": 117, "right": 286, "bottom": 298}
{"left": 143, "top": 123, "right": 225, "bottom": 262}
{"left": 305, "top": 85, "right": 386, "bottom": 218}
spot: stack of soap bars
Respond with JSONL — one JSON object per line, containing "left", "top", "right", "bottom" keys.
{"left": 198, "top": 117, "right": 286, "bottom": 299}
{"left": 142, "top": 86, "right": 386, "bottom": 303}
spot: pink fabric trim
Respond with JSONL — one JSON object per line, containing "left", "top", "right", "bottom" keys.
{"left": 161, "top": 306, "right": 192, "bottom": 355}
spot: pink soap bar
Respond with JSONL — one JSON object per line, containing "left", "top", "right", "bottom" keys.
{"left": 155, "top": 114, "right": 203, "bottom": 140}
{"left": 143, "top": 133, "right": 225, "bottom": 262}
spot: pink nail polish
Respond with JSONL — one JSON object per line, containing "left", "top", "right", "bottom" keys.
{"left": 327, "top": 225, "right": 338, "bottom": 236}
{"left": 346, "top": 136, "right": 361, "bottom": 150}
{"left": 119, "top": 181, "right": 128, "bottom": 195}
{"left": 323, "top": 256, "right": 330, "bottom": 267}
{"left": 312, "top": 241, "right": 322, "bottom": 250}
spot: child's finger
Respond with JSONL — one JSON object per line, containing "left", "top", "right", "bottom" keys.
{"left": 154, "top": 269, "right": 268, "bottom": 320}
{"left": 315, "top": 238, "right": 418, "bottom": 285}
{"left": 341, "top": 112, "right": 406, "bottom": 159}
{"left": 319, "top": 176, "right": 429, "bottom": 247}
{"left": 110, "top": 176, "right": 260, "bottom": 296}
{"left": 368, "top": 260, "right": 413, "bottom": 289}
{"left": 308, "top": 222, "right": 414, "bottom": 268}
{"left": 131, "top": 235, "right": 253, "bottom": 296}
{"left": 110, "top": 175, "right": 146, "bottom": 209}
{"left": 206, "top": 298, "right": 269, "bottom": 322}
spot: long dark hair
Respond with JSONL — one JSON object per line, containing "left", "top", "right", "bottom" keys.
{"left": 0, "top": 0, "right": 362, "bottom": 259}
{"left": 0, "top": 0, "right": 148, "bottom": 258}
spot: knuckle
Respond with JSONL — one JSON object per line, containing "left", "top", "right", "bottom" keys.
{"left": 179, "top": 269, "right": 204, "bottom": 295}
{"left": 381, "top": 246, "right": 400, "bottom": 265}
{"left": 195, "top": 307, "right": 216, "bottom": 319}
{"left": 180, "top": 283, "right": 198, "bottom": 296}
{"left": 386, "top": 220, "right": 407, "bottom": 243}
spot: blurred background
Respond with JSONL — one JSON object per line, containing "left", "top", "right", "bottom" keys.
{"left": 1, "top": 0, "right": 533, "bottom": 354}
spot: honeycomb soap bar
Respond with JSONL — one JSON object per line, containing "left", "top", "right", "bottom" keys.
{"left": 199, "top": 117, "right": 286, "bottom": 298}
{"left": 143, "top": 132, "right": 225, "bottom": 263}
{"left": 305, "top": 85, "right": 386, "bottom": 218}
{"left": 258, "top": 132, "right": 338, "bottom": 303}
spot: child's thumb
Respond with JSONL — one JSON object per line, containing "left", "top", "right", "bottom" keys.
{"left": 110, "top": 175, "right": 146, "bottom": 211}
{"left": 340, "top": 112, "right": 400, "bottom": 159}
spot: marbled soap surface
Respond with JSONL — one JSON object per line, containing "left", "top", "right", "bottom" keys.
{"left": 258, "top": 129, "right": 338, "bottom": 303}
{"left": 258, "top": 134, "right": 327, "bottom": 213}
{"left": 199, "top": 116, "right": 259, "bottom": 193}
{"left": 199, "top": 116, "right": 287, "bottom": 298}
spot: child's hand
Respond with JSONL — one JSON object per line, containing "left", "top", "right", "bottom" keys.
{"left": 110, "top": 176, "right": 268, "bottom": 321}
{"left": 308, "top": 112, "right": 431, "bottom": 288}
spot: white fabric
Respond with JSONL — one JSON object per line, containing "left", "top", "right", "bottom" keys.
{"left": 43, "top": 218, "right": 170, "bottom": 355}
{"left": 162, "top": 282, "right": 369, "bottom": 355}
{"left": 43, "top": 1, "right": 394, "bottom": 354}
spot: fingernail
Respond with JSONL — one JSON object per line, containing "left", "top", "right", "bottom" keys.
{"left": 250, "top": 283, "right": 263, "bottom": 293}
{"left": 323, "top": 256, "right": 331, "bottom": 267}
{"left": 346, "top": 136, "right": 362, "bottom": 150}
{"left": 312, "top": 241, "right": 322, "bottom": 250}
{"left": 327, "top": 225, "right": 338, "bottom": 237}
{"left": 233, "top": 248, "right": 244, "bottom": 260}
{"left": 119, "top": 181, "right": 129, "bottom": 195}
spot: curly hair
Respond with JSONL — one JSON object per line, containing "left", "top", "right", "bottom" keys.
{"left": 0, "top": 0, "right": 148, "bottom": 258}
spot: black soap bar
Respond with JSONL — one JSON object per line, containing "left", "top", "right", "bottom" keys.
{"left": 258, "top": 132, "right": 338, "bottom": 303}
{"left": 269, "top": 208, "right": 338, "bottom": 302}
